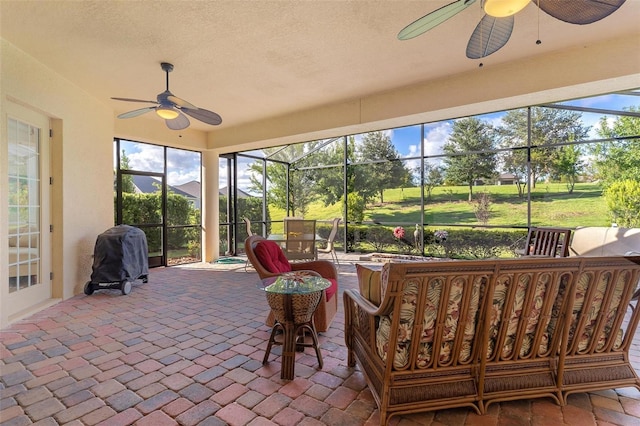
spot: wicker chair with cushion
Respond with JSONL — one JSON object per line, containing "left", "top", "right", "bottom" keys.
{"left": 245, "top": 235, "right": 339, "bottom": 332}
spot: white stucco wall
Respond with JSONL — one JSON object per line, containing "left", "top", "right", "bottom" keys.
{"left": 1, "top": 39, "right": 113, "bottom": 327}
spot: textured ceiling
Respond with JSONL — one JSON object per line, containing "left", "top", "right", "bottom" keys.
{"left": 1, "top": 0, "right": 639, "bottom": 131}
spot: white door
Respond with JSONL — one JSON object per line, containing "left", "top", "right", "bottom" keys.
{"left": 6, "top": 103, "right": 51, "bottom": 318}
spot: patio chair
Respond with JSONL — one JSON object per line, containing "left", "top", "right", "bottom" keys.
{"left": 244, "top": 235, "right": 338, "bottom": 332}
{"left": 284, "top": 218, "right": 317, "bottom": 261}
{"left": 243, "top": 217, "right": 254, "bottom": 272}
{"left": 243, "top": 217, "right": 254, "bottom": 237}
{"left": 523, "top": 227, "right": 572, "bottom": 257}
{"left": 317, "top": 217, "right": 341, "bottom": 267}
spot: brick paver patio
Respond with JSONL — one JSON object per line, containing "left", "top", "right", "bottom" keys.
{"left": 1, "top": 259, "right": 639, "bottom": 425}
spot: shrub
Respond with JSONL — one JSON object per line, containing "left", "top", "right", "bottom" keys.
{"left": 473, "top": 192, "right": 491, "bottom": 225}
{"left": 347, "top": 225, "right": 524, "bottom": 259}
{"left": 345, "top": 225, "right": 368, "bottom": 251}
{"left": 426, "top": 228, "right": 525, "bottom": 259}
{"left": 367, "top": 226, "right": 394, "bottom": 251}
{"left": 604, "top": 179, "right": 640, "bottom": 227}
{"left": 347, "top": 193, "right": 365, "bottom": 222}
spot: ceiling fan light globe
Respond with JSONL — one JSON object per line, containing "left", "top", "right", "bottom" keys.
{"left": 156, "top": 107, "right": 179, "bottom": 120}
{"left": 484, "top": 0, "right": 529, "bottom": 17}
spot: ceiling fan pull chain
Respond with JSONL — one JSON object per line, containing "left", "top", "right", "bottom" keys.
{"left": 536, "top": 0, "right": 542, "bottom": 45}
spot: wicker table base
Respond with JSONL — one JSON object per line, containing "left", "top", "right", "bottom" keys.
{"left": 260, "top": 274, "right": 330, "bottom": 380}
{"left": 264, "top": 291, "right": 323, "bottom": 380}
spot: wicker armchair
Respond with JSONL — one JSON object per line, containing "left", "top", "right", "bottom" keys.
{"left": 245, "top": 235, "right": 338, "bottom": 332}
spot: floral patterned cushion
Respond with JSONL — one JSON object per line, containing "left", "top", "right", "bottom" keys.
{"left": 569, "top": 271, "right": 626, "bottom": 353}
{"left": 486, "top": 273, "right": 556, "bottom": 360}
{"left": 598, "top": 271, "right": 628, "bottom": 351}
{"left": 376, "top": 274, "right": 483, "bottom": 370}
{"left": 376, "top": 279, "right": 419, "bottom": 369}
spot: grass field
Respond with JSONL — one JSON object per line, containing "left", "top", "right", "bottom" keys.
{"left": 268, "top": 182, "right": 611, "bottom": 230}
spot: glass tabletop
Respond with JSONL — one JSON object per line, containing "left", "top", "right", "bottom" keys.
{"left": 259, "top": 272, "right": 331, "bottom": 294}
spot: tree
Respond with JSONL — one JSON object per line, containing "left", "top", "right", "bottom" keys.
{"left": 552, "top": 144, "right": 584, "bottom": 194}
{"left": 248, "top": 143, "right": 319, "bottom": 216}
{"left": 356, "top": 132, "right": 413, "bottom": 204}
{"left": 442, "top": 118, "right": 497, "bottom": 202}
{"left": 592, "top": 107, "right": 640, "bottom": 188}
{"left": 118, "top": 150, "right": 136, "bottom": 193}
{"left": 308, "top": 138, "right": 348, "bottom": 207}
{"left": 497, "top": 107, "right": 590, "bottom": 189}
{"left": 473, "top": 192, "right": 491, "bottom": 225}
{"left": 422, "top": 162, "right": 444, "bottom": 201}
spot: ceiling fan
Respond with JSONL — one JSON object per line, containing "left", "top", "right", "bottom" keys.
{"left": 112, "top": 62, "right": 222, "bottom": 130}
{"left": 398, "top": 0, "right": 626, "bottom": 59}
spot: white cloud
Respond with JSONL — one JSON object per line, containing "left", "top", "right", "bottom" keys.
{"left": 424, "top": 122, "right": 451, "bottom": 157}
{"left": 126, "top": 144, "right": 164, "bottom": 173}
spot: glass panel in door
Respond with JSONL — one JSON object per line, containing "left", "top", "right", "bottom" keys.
{"left": 6, "top": 108, "right": 51, "bottom": 317}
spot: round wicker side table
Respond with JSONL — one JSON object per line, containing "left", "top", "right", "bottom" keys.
{"left": 259, "top": 272, "right": 331, "bottom": 380}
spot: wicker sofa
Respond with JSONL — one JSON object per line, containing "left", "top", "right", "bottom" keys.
{"left": 344, "top": 256, "right": 640, "bottom": 425}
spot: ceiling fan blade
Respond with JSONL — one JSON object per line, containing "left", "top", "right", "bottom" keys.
{"left": 117, "top": 106, "right": 156, "bottom": 119}
{"left": 165, "top": 111, "right": 190, "bottom": 130}
{"left": 181, "top": 107, "right": 223, "bottom": 126}
{"left": 111, "top": 97, "right": 158, "bottom": 105}
{"left": 537, "top": 0, "right": 626, "bottom": 25}
{"left": 398, "top": 0, "right": 477, "bottom": 40}
{"left": 167, "top": 94, "right": 198, "bottom": 109}
{"left": 466, "top": 15, "right": 514, "bottom": 59}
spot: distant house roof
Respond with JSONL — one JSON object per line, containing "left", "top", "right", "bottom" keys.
{"left": 132, "top": 177, "right": 253, "bottom": 199}
{"left": 131, "top": 175, "right": 194, "bottom": 198}
{"left": 219, "top": 186, "right": 253, "bottom": 199}
{"left": 173, "top": 180, "right": 201, "bottom": 198}
{"left": 173, "top": 181, "right": 254, "bottom": 199}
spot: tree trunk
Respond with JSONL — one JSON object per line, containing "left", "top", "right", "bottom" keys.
{"left": 468, "top": 183, "right": 473, "bottom": 202}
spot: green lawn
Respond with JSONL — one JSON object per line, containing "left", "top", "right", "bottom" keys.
{"left": 268, "top": 182, "right": 611, "bottom": 229}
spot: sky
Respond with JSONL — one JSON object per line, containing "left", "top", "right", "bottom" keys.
{"left": 115, "top": 142, "right": 201, "bottom": 187}
{"left": 118, "top": 91, "right": 638, "bottom": 193}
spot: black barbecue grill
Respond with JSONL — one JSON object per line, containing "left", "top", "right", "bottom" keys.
{"left": 84, "top": 225, "right": 149, "bottom": 295}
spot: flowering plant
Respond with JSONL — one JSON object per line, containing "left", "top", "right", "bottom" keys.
{"left": 393, "top": 226, "right": 405, "bottom": 239}
{"left": 434, "top": 230, "right": 448, "bottom": 242}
